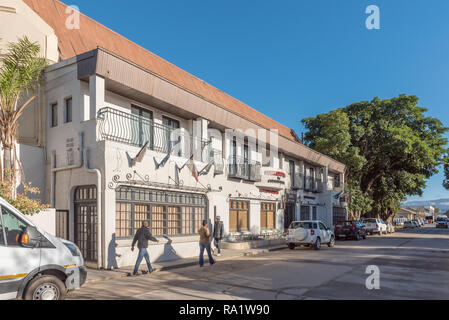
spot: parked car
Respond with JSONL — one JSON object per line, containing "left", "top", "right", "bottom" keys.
{"left": 403, "top": 220, "right": 416, "bottom": 229}
{"left": 334, "top": 220, "right": 367, "bottom": 240}
{"left": 286, "top": 220, "right": 335, "bottom": 250}
{"left": 411, "top": 219, "right": 422, "bottom": 227}
{"left": 435, "top": 216, "right": 449, "bottom": 229}
{"left": 362, "top": 218, "right": 387, "bottom": 235}
{"left": 0, "top": 196, "right": 86, "bottom": 300}
{"left": 385, "top": 222, "right": 395, "bottom": 233}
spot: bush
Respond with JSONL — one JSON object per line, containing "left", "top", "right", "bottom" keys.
{"left": 0, "top": 178, "right": 49, "bottom": 215}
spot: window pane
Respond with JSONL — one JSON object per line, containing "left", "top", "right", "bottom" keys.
{"left": 260, "top": 211, "right": 267, "bottom": 229}
{"left": 65, "top": 98, "right": 72, "bottom": 123}
{"left": 51, "top": 103, "right": 58, "bottom": 127}
{"left": 267, "top": 211, "right": 275, "bottom": 229}
{"left": 238, "top": 211, "right": 248, "bottom": 230}
{"left": 115, "top": 203, "right": 131, "bottom": 238}
{"left": 229, "top": 210, "right": 237, "bottom": 231}
{"left": 0, "top": 214, "right": 4, "bottom": 245}
{"left": 2, "top": 206, "right": 28, "bottom": 246}
{"left": 167, "top": 206, "right": 180, "bottom": 235}
{"left": 151, "top": 206, "right": 164, "bottom": 236}
{"left": 134, "top": 205, "right": 149, "bottom": 231}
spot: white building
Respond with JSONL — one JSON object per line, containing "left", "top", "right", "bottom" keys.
{"left": 1, "top": 0, "right": 347, "bottom": 269}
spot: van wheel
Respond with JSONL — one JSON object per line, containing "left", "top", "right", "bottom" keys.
{"left": 288, "top": 243, "right": 296, "bottom": 250}
{"left": 313, "top": 238, "right": 321, "bottom": 250}
{"left": 23, "top": 275, "right": 67, "bottom": 300}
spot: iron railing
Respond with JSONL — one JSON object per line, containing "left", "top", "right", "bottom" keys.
{"left": 98, "top": 107, "right": 210, "bottom": 158}
{"left": 228, "top": 157, "right": 261, "bottom": 181}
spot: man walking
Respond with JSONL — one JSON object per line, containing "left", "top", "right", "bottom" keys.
{"left": 198, "top": 220, "right": 215, "bottom": 267}
{"left": 131, "top": 220, "right": 159, "bottom": 275}
{"left": 213, "top": 216, "right": 224, "bottom": 256}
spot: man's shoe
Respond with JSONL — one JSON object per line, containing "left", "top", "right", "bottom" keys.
{"left": 141, "top": 270, "right": 148, "bottom": 275}
{"left": 149, "top": 268, "right": 154, "bottom": 273}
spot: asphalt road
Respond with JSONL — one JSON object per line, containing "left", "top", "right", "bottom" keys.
{"left": 68, "top": 224, "right": 449, "bottom": 300}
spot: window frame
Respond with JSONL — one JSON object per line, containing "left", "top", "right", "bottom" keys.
{"left": 50, "top": 102, "right": 58, "bottom": 127}
{"left": 260, "top": 202, "right": 276, "bottom": 230}
{"left": 115, "top": 187, "right": 207, "bottom": 239}
{"left": 229, "top": 200, "right": 250, "bottom": 232}
{"left": 0, "top": 205, "right": 29, "bottom": 247}
{"left": 64, "top": 97, "right": 72, "bottom": 123}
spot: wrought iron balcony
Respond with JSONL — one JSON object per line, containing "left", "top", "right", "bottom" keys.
{"left": 98, "top": 107, "right": 210, "bottom": 158}
{"left": 228, "top": 157, "right": 261, "bottom": 182}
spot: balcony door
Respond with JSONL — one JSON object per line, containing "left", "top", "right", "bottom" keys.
{"left": 162, "top": 116, "right": 180, "bottom": 155}
{"left": 131, "top": 105, "right": 153, "bottom": 148}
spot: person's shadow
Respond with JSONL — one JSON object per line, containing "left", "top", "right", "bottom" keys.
{"left": 155, "top": 235, "right": 179, "bottom": 262}
{"left": 107, "top": 233, "right": 120, "bottom": 269}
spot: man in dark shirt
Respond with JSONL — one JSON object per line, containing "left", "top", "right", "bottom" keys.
{"left": 213, "top": 216, "right": 224, "bottom": 256}
{"left": 131, "top": 220, "right": 159, "bottom": 275}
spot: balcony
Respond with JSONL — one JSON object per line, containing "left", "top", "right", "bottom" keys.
{"left": 228, "top": 157, "right": 261, "bottom": 182}
{"left": 98, "top": 107, "right": 211, "bottom": 159}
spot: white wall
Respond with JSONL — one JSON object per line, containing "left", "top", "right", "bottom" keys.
{"left": 28, "top": 208, "right": 56, "bottom": 236}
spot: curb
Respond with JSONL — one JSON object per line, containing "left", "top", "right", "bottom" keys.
{"left": 85, "top": 244, "right": 288, "bottom": 284}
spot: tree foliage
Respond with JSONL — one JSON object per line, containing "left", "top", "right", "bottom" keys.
{"left": 0, "top": 36, "right": 47, "bottom": 189}
{"left": 302, "top": 95, "right": 448, "bottom": 220}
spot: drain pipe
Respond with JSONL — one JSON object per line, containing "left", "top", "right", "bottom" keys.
{"left": 83, "top": 147, "right": 103, "bottom": 270}
{"left": 51, "top": 132, "right": 84, "bottom": 207}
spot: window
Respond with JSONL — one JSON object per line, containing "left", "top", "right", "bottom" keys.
{"left": 229, "top": 200, "right": 249, "bottom": 232}
{"left": 0, "top": 213, "right": 4, "bottom": 245}
{"left": 261, "top": 202, "right": 275, "bottom": 229}
{"left": 131, "top": 105, "right": 153, "bottom": 148}
{"left": 1, "top": 206, "right": 28, "bottom": 246}
{"left": 115, "top": 187, "right": 206, "bottom": 238}
{"left": 312, "top": 206, "right": 317, "bottom": 220}
{"left": 163, "top": 116, "right": 181, "bottom": 155}
{"left": 319, "top": 222, "right": 327, "bottom": 230}
{"left": 64, "top": 97, "right": 72, "bottom": 123}
{"left": 289, "top": 160, "right": 295, "bottom": 187}
{"left": 300, "top": 205, "right": 310, "bottom": 221}
{"left": 50, "top": 103, "right": 58, "bottom": 127}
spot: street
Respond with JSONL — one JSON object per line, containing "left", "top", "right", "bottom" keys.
{"left": 69, "top": 225, "right": 449, "bottom": 300}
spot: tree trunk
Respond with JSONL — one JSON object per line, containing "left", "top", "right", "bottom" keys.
{"left": 3, "top": 146, "right": 13, "bottom": 181}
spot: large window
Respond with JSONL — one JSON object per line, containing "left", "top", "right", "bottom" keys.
{"left": 229, "top": 200, "right": 249, "bottom": 232}
{"left": 261, "top": 202, "right": 276, "bottom": 230}
{"left": 300, "top": 205, "right": 310, "bottom": 221}
{"left": 115, "top": 187, "right": 207, "bottom": 238}
{"left": 162, "top": 115, "right": 181, "bottom": 155}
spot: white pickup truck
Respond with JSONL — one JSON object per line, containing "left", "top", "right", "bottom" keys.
{"left": 0, "top": 196, "right": 86, "bottom": 300}
{"left": 286, "top": 220, "right": 335, "bottom": 250}
{"left": 362, "top": 218, "right": 387, "bottom": 235}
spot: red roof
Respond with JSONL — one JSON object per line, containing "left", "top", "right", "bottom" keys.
{"left": 23, "top": 0, "right": 297, "bottom": 142}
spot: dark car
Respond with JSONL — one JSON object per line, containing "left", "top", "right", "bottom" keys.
{"left": 435, "top": 216, "right": 449, "bottom": 228}
{"left": 334, "top": 220, "right": 367, "bottom": 241}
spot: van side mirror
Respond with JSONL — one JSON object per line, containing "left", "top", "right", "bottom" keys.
{"left": 20, "top": 226, "right": 41, "bottom": 248}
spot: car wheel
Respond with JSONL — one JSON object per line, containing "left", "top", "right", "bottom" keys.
{"left": 313, "top": 238, "right": 321, "bottom": 250}
{"left": 328, "top": 236, "right": 335, "bottom": 247}
{"left": 288, "top": 243, "right": 295, "bottom": 250}
{"left": 355, "top": 233, "right": 360, "bottom": 241}
{"left": 23, "top": 275, "right": 67, "bottom": 300}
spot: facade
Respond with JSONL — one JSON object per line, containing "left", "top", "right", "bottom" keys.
{"left": 2, "top": 0, "right": 347, "bottom": 269}
{"left": 398, "top": 206, "right": 435, "bottom": 220}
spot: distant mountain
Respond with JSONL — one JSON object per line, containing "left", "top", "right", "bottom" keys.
{"left": 403, "top": 198, "right": 449, "bottom": 213}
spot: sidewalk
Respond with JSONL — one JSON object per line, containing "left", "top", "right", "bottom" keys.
{"left": 85, "top": 244, "right": 287, "bottom": 284}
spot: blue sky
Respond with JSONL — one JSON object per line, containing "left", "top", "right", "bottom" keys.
{"left": 71, "top": 0, "right": 449, "bottom": 201}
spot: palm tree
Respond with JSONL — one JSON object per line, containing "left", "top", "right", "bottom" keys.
{"left": 0, "top": 36, "right": 47, "bottom": 192}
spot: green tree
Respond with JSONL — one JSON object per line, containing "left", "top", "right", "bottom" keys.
{"left": 0, "top": 37, "right": 47, "bottom": 190}
{"left": 302, "top": 95, "right": 448, "bottom": 220}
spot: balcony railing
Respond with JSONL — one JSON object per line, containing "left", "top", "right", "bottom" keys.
{"left": 228, "top": 157, "right": 261, "bottom": 182}
{"left": 98, "top": 107, "right": 210, "bottom": 159}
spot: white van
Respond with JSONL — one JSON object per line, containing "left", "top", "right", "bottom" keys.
{"left": 0, "top": 196, "right": 86, "bottom": 300}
